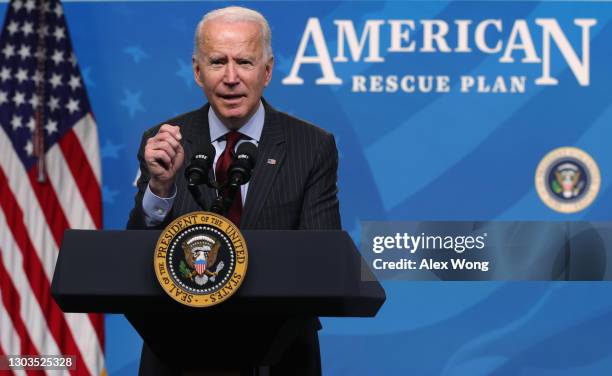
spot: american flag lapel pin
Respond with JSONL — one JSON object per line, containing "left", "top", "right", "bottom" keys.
{"left": 267, "top": 158, "right": 277, "bottom": 165}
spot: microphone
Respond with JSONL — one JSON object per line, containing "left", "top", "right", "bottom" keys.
{"left": 185, "top": 144, "right": 215, "bottom": 212}
{"left": 185, "top": 144, "right": 215, "bottom": 186}
{"left": 228, "top": 142, "right": 258, "bottom": 188}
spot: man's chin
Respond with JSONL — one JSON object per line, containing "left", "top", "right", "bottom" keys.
{"left": 220, "top": 109, "right": 247, "bottom": 119}
{"left": 215, "top": 108, "right": 250, "bottom": 127}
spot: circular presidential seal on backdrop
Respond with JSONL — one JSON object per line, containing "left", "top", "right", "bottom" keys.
{"left": 535, "top": 147, "right": 601, "bottom": 213}
{"left": 154, "top": 212, "right": 248, "bottom": 307}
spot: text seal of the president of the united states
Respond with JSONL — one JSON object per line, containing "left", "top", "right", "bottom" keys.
{"left": 154, "top": 211, "right": 248, "bottom": 307}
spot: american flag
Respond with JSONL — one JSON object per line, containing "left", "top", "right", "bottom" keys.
{"left": 0, "top": 1, "right": 105, "bottom": 375}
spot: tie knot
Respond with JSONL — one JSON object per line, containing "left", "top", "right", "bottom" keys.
{"left": 225, "top": 131, "right": 242, "bottom": 151}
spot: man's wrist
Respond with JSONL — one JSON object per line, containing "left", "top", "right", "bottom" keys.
{"left": 149, "top": 178, "right": 174, "bottom": 198}
{"left": 143, "top": 183, "right": 176, "bottom": 227}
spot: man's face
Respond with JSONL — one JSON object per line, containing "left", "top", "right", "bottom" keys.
{"left": 193, "top": 19, "right": 273, "bottom": 129}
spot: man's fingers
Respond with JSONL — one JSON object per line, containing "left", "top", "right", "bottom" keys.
{"left": 152, "top": 140, "right": 177, "bottom": 160}
{"left": 175, "top": 141, "right": 185, "bottom": 159}
{"left": 155, "top": 131, "right": 180, "bottom": 149}
{"left": 157, "top": 124, "right": 182, "bottom": 142}
{"left": 144, "top": 125, "right": 184, "bottom": 178}
{"left": 173, "top": 142, "right": 185, "bottom": 169}
{"left": 146, "top": 149, "right": 172, "bottom": 169}
{"left": 145, "top": 139, "right": 176, "bottom": 162}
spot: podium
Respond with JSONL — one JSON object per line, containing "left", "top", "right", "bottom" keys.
{"left": 51, "top": 230, "right": 386, "bottom": 372}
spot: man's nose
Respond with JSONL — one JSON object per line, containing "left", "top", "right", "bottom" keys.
{"left": 223, "top": 62, "right": 239, "bottom": 85}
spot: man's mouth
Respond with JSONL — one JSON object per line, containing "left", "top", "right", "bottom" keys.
{"left": 218, "top": 94, "right": 245, "bottom": 101}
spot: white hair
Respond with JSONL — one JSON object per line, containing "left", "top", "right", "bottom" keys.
{"left": 193, "top": 6, "right": 273, "bottom": 61}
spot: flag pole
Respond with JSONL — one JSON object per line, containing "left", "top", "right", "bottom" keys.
{"left": 34, "top": 0, "right": 47, "bottom": 183}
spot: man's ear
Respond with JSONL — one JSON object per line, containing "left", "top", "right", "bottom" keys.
{"left": 264, "top": 56, "right": 274, "bottom": 87}
{"left": 193, "top": 56, "right": 204, "bottom": 88}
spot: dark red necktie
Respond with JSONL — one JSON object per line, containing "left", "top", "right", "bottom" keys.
{"left": 215, "top": 131, "right": 242, "bottom": 226}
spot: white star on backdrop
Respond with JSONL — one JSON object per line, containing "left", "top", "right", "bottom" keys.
{"left": 53, "top": 27, "right": 65, "bottom": 42}
{"left": 54, "top": 4, "right": 63, "bottom": 18}
{"left": 0, "top": 67, "right": 11, "bottom": 82}
{"left": 21, "top": 22, "right": 34, "bottom": 37}
{"left": 69, "top": 52, "right": 77, "bottom": 67}
{"left": 48, "top": 96, "right": 60, "bottom": 111}
{"left": 51, "top": 50, "right": 64, "bottom": 65}
{"left": 26, "top": 117, "right": 35, "bottom": 131}
{"left": 28, "top": 93, "right": 39, "bottom": 109}
{"left": 68, "top": 75, "right": 81, "bottom": 91}
{"left": 12, "top": 91, "right": 25, "bottom": 106}
{"left": 49, "top": 73, "right": 62, "bottom": 88}
{"left": 15, "top": 68, "right": 28, "bottom": 83}
{"left": 11, "top": 115, "right": 22, "bottom": 130}
{"left": 7, "top": 21, "right": 19, "bottom": 35}
{"left": 18, "top": 45, "right": 31, "bottom": 60}
{"left": 12, "top": 0, "right": 23, "bottom": 12}
{"left": 66, "top": 98, "right": 79, "bottom": 114}
{"left": 24, "top": 0, "right": 35, "bottom": 13}
{"left": 2, "top": 44, "right": 15, "bottom": 59}
{"left": 45, "top": 119, "right": 58, "bottom": 135}
{"left": 24, "top": 140, "right": 33, "bottom": 156}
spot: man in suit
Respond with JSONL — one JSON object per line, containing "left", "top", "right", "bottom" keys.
{"left": 127, "top": 6, "right": 340, "bottom": 376}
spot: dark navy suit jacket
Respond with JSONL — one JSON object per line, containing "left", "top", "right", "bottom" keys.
{"left": 127, "top": 100, "right": 340, "bottom": 231}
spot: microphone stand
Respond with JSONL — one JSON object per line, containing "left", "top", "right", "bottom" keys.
{"left": 187, "top": 184, "right": 208, "bottom": 212}
{"left": 210, "top": 178, "right": 240, "bottom": 216}
{"left": 187, "top": 173, "right": 221, "bottom": 213}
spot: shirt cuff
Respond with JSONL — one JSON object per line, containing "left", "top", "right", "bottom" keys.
{"left": 142, "top": 183, "right": 177, "bottom": 227}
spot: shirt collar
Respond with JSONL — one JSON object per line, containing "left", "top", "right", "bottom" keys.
{"left": 208, "top": 100, "right": 265, "bottom": 143}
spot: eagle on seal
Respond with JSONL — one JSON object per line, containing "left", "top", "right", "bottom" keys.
{"left": 181, "top": 235, "right": 225, "bottom": 286}
{"left": 554, "top": 163, "right": 583, "bottom": 199}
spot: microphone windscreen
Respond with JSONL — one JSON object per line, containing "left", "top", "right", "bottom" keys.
{"left": 192, "top": 143, "right": 216, "bottom": 169}
{"left": 236, "top": 141, "right": 258, "bottom": 161}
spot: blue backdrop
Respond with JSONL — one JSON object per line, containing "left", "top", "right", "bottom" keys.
{"left": 4, "top": 1, "right": 610, "bottom": 374}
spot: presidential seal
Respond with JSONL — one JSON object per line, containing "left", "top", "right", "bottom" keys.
{"left": 535, "top": 147, "right": 601, "bottom": 213}
{"left": 154, "top": 212, "right": 248, "bottom": 307}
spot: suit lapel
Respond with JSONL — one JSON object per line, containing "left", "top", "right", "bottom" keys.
{"left": 181, "top": 104, "right": 217, "bottom": 210}
{"left": 240, "top": 102, "right": 286, "bottom": 228}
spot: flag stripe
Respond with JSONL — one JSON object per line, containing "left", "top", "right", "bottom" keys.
{"left": 26, "top": 167, "right": 72, "bottom": 247}
{"left": 0, "top": 207, "right": 61, "bottom": 359}
{"left": 0, "top": 168, "right": 90, "bottom": 376}
{"left": 0, "top": 128, "right": 58, "bottom": 282}
{"left": 0, "top": 335, "right": 28, "bottom": 376}
{"left": 0, "top": 297, "right": 20, "bottom": 354}
{"left": 72, "top": 115, "right": 101, "bottom": 185}
{"left": 58, "top": 128, "right": 103, "bottom": 230}
{"left": 0, "top": 256, "right": 38, "bottom": 356}
{"left": 46, "top": 139, "right": 96, "bottom": 231}
{"left": 64, "top": 312, "right": 104, "bottom": 376}
{"left": 0, "top": 259, "right": 38, "bottom": 376}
